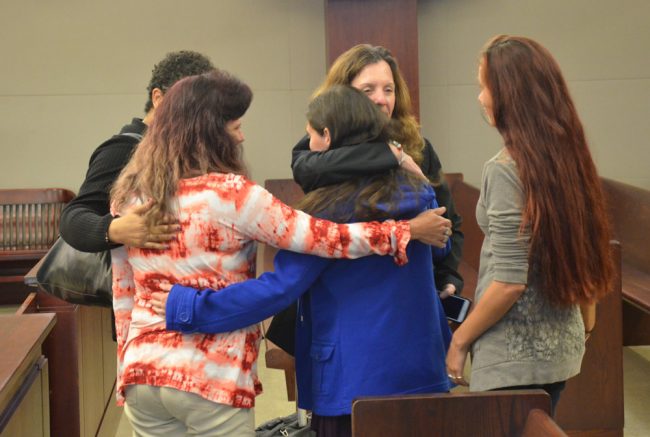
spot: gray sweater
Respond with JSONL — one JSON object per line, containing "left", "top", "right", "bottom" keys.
{"left": 470, "top": 149, "right": 585, "bottom": 391}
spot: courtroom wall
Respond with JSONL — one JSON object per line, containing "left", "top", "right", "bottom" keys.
{"left": 2, "top": 0, "right": 648, "bottom": 192}
{"left": 418, "top": 0, "right": 650, "bottom": 189}
{"left": 0, "top": 0, "right": 325, "bottom": 190}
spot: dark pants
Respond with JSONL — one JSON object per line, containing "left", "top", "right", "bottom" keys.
{"left": 493, "top": 380, "right": 567, "bottom": 416}
{"left": 311, "top": 414, "right": 351, "bottom": 437}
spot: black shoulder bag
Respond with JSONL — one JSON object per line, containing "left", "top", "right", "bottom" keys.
{"left": 36, "top": 132, "right": 143, "bottom": 307}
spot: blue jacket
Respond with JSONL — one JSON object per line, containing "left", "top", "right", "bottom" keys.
{"left": 166, "top": 182, "right": 452, "bottom": 416}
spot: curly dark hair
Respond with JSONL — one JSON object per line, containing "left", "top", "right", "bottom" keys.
{"left": 144, "top": 50, "right": 215, "bottom": 113}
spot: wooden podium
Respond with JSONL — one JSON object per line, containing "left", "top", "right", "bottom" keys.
{"left": 15, "top": 262, "right": 120, "bottom": 437}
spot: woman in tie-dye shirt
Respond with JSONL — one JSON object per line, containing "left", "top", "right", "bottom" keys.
{"left": 109, "top": 70, "right": 451, "bottom": 436}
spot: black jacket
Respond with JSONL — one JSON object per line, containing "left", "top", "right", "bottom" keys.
{"left": 60, "top": 118, "right": 147, "bottom": 252}
{"left": 291, "top": 136, "right": 464, "bottom": 292}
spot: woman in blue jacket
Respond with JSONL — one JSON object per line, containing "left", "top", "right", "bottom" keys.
{"left": 152, "top": 85, "right": 453, "bottom": 437}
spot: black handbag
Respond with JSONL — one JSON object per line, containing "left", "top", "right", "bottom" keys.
{"left": 36, "top": 237, "right": 113, "bottom": 307}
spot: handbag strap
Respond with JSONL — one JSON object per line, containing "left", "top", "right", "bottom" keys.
{"left": 120, "top": 132, "right": 144, "bottom": 141}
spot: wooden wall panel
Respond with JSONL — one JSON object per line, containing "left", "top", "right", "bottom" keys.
{"left": 325, "top": 0, "right": 420, "bottom": 117}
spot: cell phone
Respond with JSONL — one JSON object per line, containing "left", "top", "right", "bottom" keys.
{"left": 441, "top": 294, "right": 471, "bottom": 323}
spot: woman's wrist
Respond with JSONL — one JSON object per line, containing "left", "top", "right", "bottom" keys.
{"left": 451, "top": 327, "right": 471, "bottom": 350}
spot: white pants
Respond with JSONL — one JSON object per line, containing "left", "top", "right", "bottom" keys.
{"left": 123, "top": 385, "right": 255, "bottom": 437}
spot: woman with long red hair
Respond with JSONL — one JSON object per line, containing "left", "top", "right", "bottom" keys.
{"left": 445, "top": 35, "right": 613, "bottom": 414}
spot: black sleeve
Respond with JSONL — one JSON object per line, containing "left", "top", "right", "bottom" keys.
{"left": 421, "top": 139, "right": 465, "bottom": 293}
{"left": 291, "top": 136, "right": 399, "bottom": 193}
{"left": 59, "top": 138, "right": 136, "bottom": 252}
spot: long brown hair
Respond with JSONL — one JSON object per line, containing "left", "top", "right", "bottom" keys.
{"left": 482, "top": 35, "right": 613, "bottom": 305}
{"left": 298, "top": 85, "right": 424, "bottom": 221}
{"left": 313, "top": 44, "right": 425, "bottom": 166}
{"left": 111, "top": 70, "right": 252, "bottom": 222}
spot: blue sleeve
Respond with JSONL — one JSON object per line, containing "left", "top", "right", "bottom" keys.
{"left": 166, "top": 250, "right": 330, "bottom": 333}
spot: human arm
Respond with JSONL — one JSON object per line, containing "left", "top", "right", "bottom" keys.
{"left": 421, "top": 139, "right": 465, "bottom": 295}
{"left": 107, "top": 201, "right": 180, "bottom": 250}
{"left": 446, "top": 280, "right": 526, "bottom": 385}
{"left": 428, "top": 190, "right": 452, "bottom": 264}
{"left": 60, "top": 136, "right": 178, "bottom": 251}
{"left": 410, "top": 207, "right": 451, "bottom": 248}
{"left": 581, "top": 302, "right": 596, "bottom": 340}
{"left": 110, "top": 245, "right": 136, "bottom": 404}
{"left": 153, "top": 250, "right": 329, "bottom": 333}
{"left": 212, "top": 175, "right": 450, "bottom": 265}
{"left": 446, "top": 157, "right": 528, "bottom": 384}
{"left": 291, "top": 135, "right": 399, "bottom": 193}
{"left": 60, "top": 140, "right": 136, "bottom": 251}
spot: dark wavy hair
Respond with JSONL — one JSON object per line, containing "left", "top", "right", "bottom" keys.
{"left": 144, "top": 50, "right": 215, "bottom": 113}
{"left": 482, "top": 35, "right": 613, "bottom": 306}
{"left": 298, "top": 85, "right": 424, "bottom": 222}
{"left": 113, "top": 70, "right": 253, "bottom": 222}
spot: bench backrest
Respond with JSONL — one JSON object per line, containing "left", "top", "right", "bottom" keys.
{"left": 0, "top": 188, "right": 74, "bottom": 254}
{"left": 351, "top": 389, "right": 552, "bottom": 437}
{"left": 601, "top": 178, "right": 650, "bottom": 271}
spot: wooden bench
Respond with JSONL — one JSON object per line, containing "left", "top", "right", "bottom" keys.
{"left": 351, "top": 389, "right": 566, "bottom": 437}
{"left": 0, "top": 189, "right": 74, "bottom": 302}
{"left": 600, "top": 178, "right": 650, "bottom": 345}
{"left": 447, "top": 173, "right": 625, "bottom": 437}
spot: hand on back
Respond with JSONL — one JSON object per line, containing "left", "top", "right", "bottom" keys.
{"left": 109, "top": 200, "right": 180, "bottom": 249}
{"left": 409, "top": 207, "right": 451, "bottom": 248}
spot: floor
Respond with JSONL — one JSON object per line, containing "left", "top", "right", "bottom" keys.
{"left": 115, "top": 345, "right": 650, "bottom": 436}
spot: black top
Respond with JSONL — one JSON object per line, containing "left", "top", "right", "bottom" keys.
{"left": 291, "top": 136, "right": 464, "bottom": 292}
{"left": 59, "top": 118, "right": 147, "bottom": 252}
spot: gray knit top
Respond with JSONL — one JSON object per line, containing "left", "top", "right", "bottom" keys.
{"left": 469, "top": 149, "right": 585, "bottom": 392}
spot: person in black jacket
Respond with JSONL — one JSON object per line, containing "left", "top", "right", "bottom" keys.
{"left": 60, "top": 51, "right": 216, "bottom": 252}
{"left": 292, "top": 44, "right": 464, "bottom": 296}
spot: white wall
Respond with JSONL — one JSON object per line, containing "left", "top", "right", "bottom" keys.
{"left": 0, "top": 0, "right": 326, "bottom": 190}
{"left": 418, "top": 0, "right": 650, "bottom": 189}
{"left": 2, "top": 0, "right": 649, "bottom": 192}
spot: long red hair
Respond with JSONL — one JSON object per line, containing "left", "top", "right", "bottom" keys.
{"left": 482, "top": 35, "right": 613, "bottom": 305}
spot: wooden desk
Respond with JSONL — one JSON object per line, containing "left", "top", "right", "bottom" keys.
{"left": 0, "top": 313, "right": 56, "bottom": 437}
{"left": 22, "top": 263, "right": 119, "bottom": 437}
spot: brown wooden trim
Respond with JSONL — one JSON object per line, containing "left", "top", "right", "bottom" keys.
{"left": 324, "top": 0, "right": 420, "bottom": 118}
{"left": 352, "top": 390, "right": 551, "bottom": 437}
{"left": 14, "top": 292, "right": 37, "bottom": 315}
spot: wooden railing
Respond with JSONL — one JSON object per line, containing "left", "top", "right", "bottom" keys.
{"left": 0, "top": 188, "right": 74, "bottom": 285}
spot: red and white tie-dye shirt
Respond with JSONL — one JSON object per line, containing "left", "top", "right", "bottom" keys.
{"left": 111, "top": 173, "right": 410, "bottom": 408}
